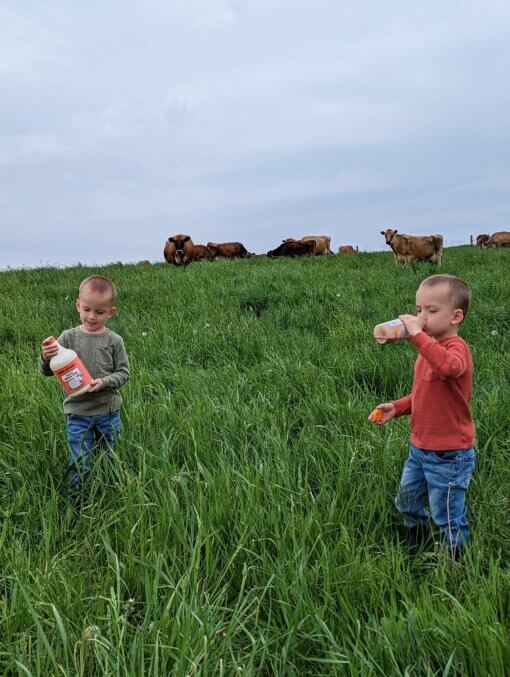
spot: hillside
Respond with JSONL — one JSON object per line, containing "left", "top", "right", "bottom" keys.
{"left": 0, "top": 247, "right": 509, "bottom": 674}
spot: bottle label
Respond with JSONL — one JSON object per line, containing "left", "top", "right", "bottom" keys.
{"left": 374, "top": 318, "right": 408, "bottom": 344}
{"left": 54, "top": 357, "right": 92, "bottom": 395}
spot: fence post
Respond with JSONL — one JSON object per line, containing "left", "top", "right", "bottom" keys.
{"left": 470, "top": 235, "right": 473, "bottom": 246}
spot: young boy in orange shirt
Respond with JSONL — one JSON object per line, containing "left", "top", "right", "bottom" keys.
{"left": 369, "top": 274, "right": 475, "bottom": 556}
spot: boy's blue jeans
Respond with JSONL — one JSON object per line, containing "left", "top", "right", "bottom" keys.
{"left": 66, "top": 412, "right": 121, "bottom": 484}
{"left": 395, "top": 443, "right": 476, "bottom": 549}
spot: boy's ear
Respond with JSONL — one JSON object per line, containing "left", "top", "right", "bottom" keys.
{"left": 75, "top": 298, "right": 81, "bottom": 311}
{"left": 108, "top": 306, "right": 116, "bottom": 318}
{"left": 452, "top": 308, "right": 464, "bottom": 326}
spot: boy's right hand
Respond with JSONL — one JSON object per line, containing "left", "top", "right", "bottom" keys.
{"left": 368, "top": 403, "right": 396, "bottom": 426}
{"left": 41, "top": 337, "right": 59, "bottom": 362}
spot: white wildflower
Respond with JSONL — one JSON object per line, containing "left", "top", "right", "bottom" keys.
{"left": 491, "top": 330, "right": 498, "bottom": 336}
{"left": 142, "top": 332, "right": 147, "bottom": 337}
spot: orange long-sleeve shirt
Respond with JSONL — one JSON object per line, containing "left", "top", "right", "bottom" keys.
{"left": 392, "top": 332, "right": 475, "bottom": 451}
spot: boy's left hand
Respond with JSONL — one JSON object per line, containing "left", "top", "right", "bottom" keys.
{"left": 399, "top": 314, "right": 423, "bottom": 337}
{"left": 89, "top": 378, "right": 104, "bottom": 393}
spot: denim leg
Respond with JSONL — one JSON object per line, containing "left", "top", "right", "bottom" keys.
{"left": 93, "top": 411, "right": 121, "bottom": 450}
{"left": 66, "top": 414, "right": 95, "bottom": 484}
{"left": 423, "top": 449, "right": 476, "bottom": 549}
{"left": 395, "top": 445, "right": 430, "bottom": 527}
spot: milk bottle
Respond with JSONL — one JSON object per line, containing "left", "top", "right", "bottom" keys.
{"left": 373, "top": 318, "right": 409, "bottom": 345}
{"left": 43, "top": 337, "right": 93, "bottom": 396}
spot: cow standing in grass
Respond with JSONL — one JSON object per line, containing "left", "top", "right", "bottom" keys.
{"left": 283, "top": 235, "right": 332, "bottom": 255}
{"left": 300, "top": 235, "right": 332, "bottom": 255}
{"left": 381, "top": 229, "right": 443, "bottom": 265}
{"left": 476, "top": 234, "right": 490, "bottom": 247}
{"left": 164, "top": 235, "right": 195, "bottom": 267}
{"left": 483, "top": 231, "right": 510, "bottom": 248}
{"left": 339, "top": 245, "right": 357, "bottom": 254}
{"left": 207, "top": 242, "right": 252, "bottom": 259}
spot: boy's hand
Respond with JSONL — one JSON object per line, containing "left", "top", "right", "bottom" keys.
{"left": 399, "top": 314, "right": 423, "bottom": 337}
{"left": 368, "top": 403, "right": 396, "bottom": 425}
{"left": 89, "top": 378, "right": 104, "bottom": 393}
{"left": 41, "top": 337, "right": 59, "bottom": 362}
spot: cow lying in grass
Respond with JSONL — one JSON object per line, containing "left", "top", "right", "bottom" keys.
{"left": 207, "top": 242, "right": 252, "bottom": 259}
{"left": 267, "top": 240, "right": 316, "bottom": 257}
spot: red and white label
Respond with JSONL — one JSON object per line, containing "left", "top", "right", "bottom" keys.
{"left": 54, "top": 357, "right": 93, "bottom": 395}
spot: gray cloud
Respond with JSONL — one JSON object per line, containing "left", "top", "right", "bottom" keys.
{"left": 1, "top": 1, "right": 509, "bottom": 267}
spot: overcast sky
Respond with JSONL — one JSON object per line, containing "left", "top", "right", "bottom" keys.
{"left": 1, "top": 1, "right": 509, "bottom": 268}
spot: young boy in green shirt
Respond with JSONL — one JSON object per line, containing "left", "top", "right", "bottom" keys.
{"left": 39, "top": 275, "right": 130, "bottom": 484}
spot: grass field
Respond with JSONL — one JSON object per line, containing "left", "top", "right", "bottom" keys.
{"left": 0, "top": 246, "right": 509, "bottom": 675}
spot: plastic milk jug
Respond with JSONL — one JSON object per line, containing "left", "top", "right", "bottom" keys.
{"left": 43, "top": 337, "right": 93, "bottom": 397}
{"left": 373, "top": 318, "right": 409, "bottom": 345}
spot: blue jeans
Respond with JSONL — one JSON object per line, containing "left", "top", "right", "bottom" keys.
{"left": 395, "top": 443, "right": 476, "bottom": 549}
{"left": 66, "top": 412, "right": 121, "bottom": 484}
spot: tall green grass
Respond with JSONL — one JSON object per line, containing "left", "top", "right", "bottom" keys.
{"left": 0, "top": 247, "right": 509, "bottom": 675}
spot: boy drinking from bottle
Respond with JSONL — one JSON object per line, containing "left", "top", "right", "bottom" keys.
{"left": 369, "top": 274, "right": 475, "bottom": 557}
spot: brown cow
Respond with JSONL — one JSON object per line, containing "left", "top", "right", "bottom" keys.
{"left": 267, "top": 240, "right": 316, "bottom": 257}
{"left": 484, "top": 231, "right": 510, "bottom": 247}
{"left": 164, "top": 234, "right": 195, "bottom": 266}
{"left": 137, "top": 259, "right": 151, "bottom": 264}
{"left": 476, "top": 234, "right": 490, "bottom": 247}
{"left": 207, "top": 242, "right": 252, "bottom": 259}
{"left": 338, "top": 245, "right": 357, "bottom": 254}
{"left": 192, "top": 244, "right": 214, "bottom": 261}
{"left": 381, "top": 229, "right": 443, "bottom": 265}
{"left": 300, "top": 235, "right": 332, "bottom": 255}
{"left": 282, "top": 235, "right": 331, "bottom": 255}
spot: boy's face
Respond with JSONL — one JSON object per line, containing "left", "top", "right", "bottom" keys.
{"left": 76, "top": 287, "right": 116, "bottom": 333}
{"left": 415, "top": 283, "right": 463, "bottom": 340}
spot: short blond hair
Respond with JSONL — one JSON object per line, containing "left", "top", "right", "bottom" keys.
{"left": 79, "top": 275, "right": 117, "bottom": 303}
{"left": 420, "top": 274, "right": 471, "bottom": 319}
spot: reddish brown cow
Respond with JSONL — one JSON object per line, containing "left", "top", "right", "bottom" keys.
{"left": 267, "top": 240, "right": 316, "bottom": 257}
{"left": 476, "top": 234, "right": 490, "bottom": 247}
{"left": 164, "top": 234, "right": 195, "bottom": 266}
{"left": 338, "top": 245, "right": 357, "bottom": 254}
{"left": 484, "top": 231, "right": 510, "bottom": 247}
{"left": 137, "top": 259, "right": 151, "bottom": 264}
{"left": 381, "top": 228, "right": 443, "bottom": 265}
{"left": 283, "top": 235, "right": 332, "bottom": 255}
{"left": 192, "top": 244, "right": 214, "bottom": 261}
{"left": 207, "top": 242, "right": 252, "bottom": 259}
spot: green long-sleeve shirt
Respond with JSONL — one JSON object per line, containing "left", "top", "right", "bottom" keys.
{"left": 39, "top": 326, "right": 130, "bottom": 415}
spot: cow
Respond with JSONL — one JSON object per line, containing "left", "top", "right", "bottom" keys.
{"left": 137, "top": 259, "right": 151, "bottom": 264}
{"left": 267, "top": 240, "right": 316, "bottom": 257}
{"left": 164, "top": 234, "right": 195, "bottom": 266}
{"left": 207, "top": 242, "right": 252, "bottom": 259}
{"left": 483, "top": 231, "right": 510, "bottom": 248}
{"left": 282, "top": 235, "right": 331, "bottom": 255}
{"left": 476, "top": 234, "right": 490, "bottom": 247}
{"left": 380, "top": 228, "right": 443, "bottom": 265}
{"left": 338, "top": 245, "right": 357, "bottom": 254}
{"left": 283, "top": 235, "right": 331, "bottom": 255}
{"left": 192, "top": 244, "right": 214, "bottom": 261}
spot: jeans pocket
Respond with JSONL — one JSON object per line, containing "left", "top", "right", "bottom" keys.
{"left": 433, "top": 451, "right": 460, "bottom": 462}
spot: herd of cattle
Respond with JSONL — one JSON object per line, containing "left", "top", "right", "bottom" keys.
{"left": 136, "top": 229, "right": 510, "bottom": 266}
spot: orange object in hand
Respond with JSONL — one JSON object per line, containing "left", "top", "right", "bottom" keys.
{"left": 370, "top": 407, "right": 383, "bottom": 422}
